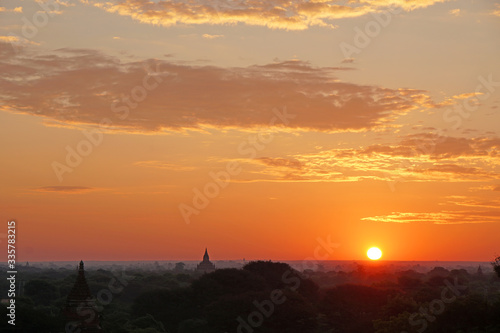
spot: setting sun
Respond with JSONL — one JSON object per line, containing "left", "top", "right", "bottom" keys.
{"left": 367, "top": 247, "right": 383, "bottom": 260}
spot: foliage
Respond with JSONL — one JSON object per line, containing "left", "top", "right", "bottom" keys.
{"left": 4, "top": 260, "right": 500, "bottom": 332}
{"left": 492, "top": 256, "right": 500, "bottom": 278}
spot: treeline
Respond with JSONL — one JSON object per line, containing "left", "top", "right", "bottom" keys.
{"left": 1, "top": 261, "right": 500, "bottom": 332}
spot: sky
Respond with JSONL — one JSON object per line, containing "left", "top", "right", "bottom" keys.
{"left": 0, "top": 0, "right": 499, "bottom": 262}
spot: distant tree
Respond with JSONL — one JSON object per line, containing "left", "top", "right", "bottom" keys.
{"left": 24, "top": 279, "right": 59, "bottom": 306}
{"left": 175, "top": 273, "right": 191, "bottom": 283}
{"left": 433, "top": 294, "right": 491, "bottom": 332}
{"left": 379, "top": 294, "right": 418, "bottom": 319}
{"left": 101, "top": 310, "right": 130, "bottom": 333}
{"left": 128, "top": 329, "right": 164, "bottom": 333}
{"left": 428, "top": 266, "right": 450, "bottom": 278}
{"left": 427, "top": 275, "right": 448, "bottom": 287}
{"left": 264, "top": 290, "right": 318, "bottom": 333}
{"left": 132, "top": 288, "right": 194, "bottom": 332}
{"left": 174, "top": 262, "right": 186, "bottom": 272}
{"left": 243, "top": 261, "right": 294, "bottom": 289}
{"left": 128, "top": 314, "right": 166, "bottom": 331}
{"left": 320, "top": 284, "right": 393, "bottom": 332}
{"left": 243, "top": 260, "right": 319, "bottom": 299}
{"left": 0, "top": 296, "right": 61, "bottom": 332}
{"left": 397, "top": 275, "right": 422, "bottom": 289}
{"left": 190, "top": 268, "right": 267, "bottom": 303}
{"left": 492, "top": 256, "right": 500, "bottom": 278}
{"left": 178, "top": 318, "right": 208, "bottom": 333}
{"left": 373, "top": 311, "right": 413, "bottom": 333}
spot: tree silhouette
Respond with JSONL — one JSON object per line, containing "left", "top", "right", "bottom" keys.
{"left": 492, "top": 256, "right": 500, "bottom": 278}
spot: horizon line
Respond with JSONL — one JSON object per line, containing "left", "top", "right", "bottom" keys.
{"left": 1, "top": 259, "right": 494, "bottom": 264}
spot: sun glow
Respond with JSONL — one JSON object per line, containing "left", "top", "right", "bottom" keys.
{"left": 367, "top": 247, "right": 382, "bottom": 260}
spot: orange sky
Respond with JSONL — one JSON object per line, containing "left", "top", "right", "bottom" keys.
{"left": 1, "top": 0, "right": 499, "bottom": 262}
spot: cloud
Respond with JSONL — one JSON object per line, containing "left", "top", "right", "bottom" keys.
{"left": 494, "top": 186, "right": 500, "bottom": 192}
{"left": 134, "top": 161, "right": 196, "bottom": 171}
{"left": 414, "top": 164, "right": 495, "bottom": 180}
{"left": 362, "top": 188, "right": 500, "bottom": 225}
{"left": 235, "top": 134, "right": 500, "bottom": 183}
{"left": 0, "top": 36, "right": 22, "bottom": 43}
{"left": 445, "top": 196, "right": 500, "bottom": 209}
{"left": 53, "top": 0, "right": 76, "bottom": 7}
{"left": 452, "top": 92, "right": 482, "bottom": 100}
{"left": 0, "top": 42, "right": 429, "bottom": 133}
{"left": 357, "top": 0, "right": 450, "bottom": 11}
{"left": 492, "top": 4, "right": 500, "bottom": 17}
{"left": 35, "top": 186, "right": 95, "bottom": 193}
{"left": 361, "top": 210, "right": 500, "bottom": 224}
{"left": 202, "top": 34, "right": 224, "bottom": 39}
{"left": 0, "top": 7, "right": 22, "bottom": 13}
{"left": 341, "top": 58, "right": 355, "bottom": 64}
{"left": 0, "top": 35, "right": 40, "bottom": 46}
{"left": 358, "top": 134, "right": 500, "bottom": 159}
{"left": 82, "top": 0, "right": 450, "bottom": 31}
{"left": 468, "top": 185, "right": 500, "bottom": 192}
{"left": 255, "top": 157, "right": 303, "bottom": 170}
{"left": 449, "top": 8, "right": 461, "bottom": 16}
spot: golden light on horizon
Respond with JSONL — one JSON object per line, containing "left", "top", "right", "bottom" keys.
{"left": 367, "top": 247, "right": 382, "bottom": 260}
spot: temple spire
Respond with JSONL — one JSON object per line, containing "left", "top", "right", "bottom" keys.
{"left": 197, "top": 248, "right": 215, "bottom": 274}
{"left": 64, "top": 260, "right": 103, "bottom": 332}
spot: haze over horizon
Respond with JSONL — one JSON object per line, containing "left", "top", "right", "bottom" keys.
{"left": 1, "top": 0, "right": 499, "bottom": 263}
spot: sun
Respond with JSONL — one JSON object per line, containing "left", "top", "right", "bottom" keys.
{"left": 367, "top": 247, "right": 382, "bottom": 260}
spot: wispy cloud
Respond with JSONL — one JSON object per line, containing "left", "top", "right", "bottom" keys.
{"left": 134, "top": 161, "right": 196, "bottom": 171}
{"left": 34, "top": 186, "right": 96, "bottom": 193}
{"left": 0, "top": 7, "right": 22, "bottom": 13}
{"left": 230, "top": 134, "right": 500, "bottom": 183}
{"left": 256, "top": 157, "right": 303, "bottom": 170}
{"left": 491, "top": 4, "right": 500, "bottom": 17}
{"left": 202, "top": 34, "right": 224, "bottom": 39}
{"left": 53, "top": 0, "right": 76, "bottom": 7}
{"left": 0, "top": 35, "right": 40, "bottom": 46}
{"left": 341, "top": 58, "right": 355, "bottom": 64}
{"left": 444, "top": 196, "right": 500, "bottom": 209}
{"left": 362, "top": 210, "right": 500, "bottom": 224}
{"left": 414, "top": 164, "right": 495, "bottom": 180}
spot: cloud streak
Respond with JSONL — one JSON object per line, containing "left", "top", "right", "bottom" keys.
{"left": 361, "top": 210, "right": 500, "bottom": 224}
{"left": 202, "top": 34, "right": 224, "bottom": 39}
{"left": 134, "top": 161, "right": 196, "bottom": 171}
{"left": 34, "top": 186, "right": 96, "bottom": 193}
{"left": 0, "top": 7, "right": 22, "bottom": 13}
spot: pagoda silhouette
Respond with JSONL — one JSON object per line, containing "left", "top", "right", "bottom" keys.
{"left": 63, "top": 261, "right": 103, "bottom": 332}
{"left": 196, "top": 248, "right": 216, "bottom": 274}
